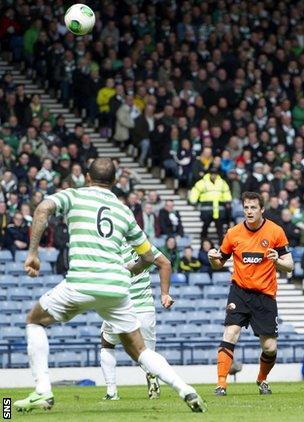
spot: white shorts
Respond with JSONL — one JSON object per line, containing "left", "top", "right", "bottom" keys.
{"left": 39, "top": 280, "right": 140, "bottom": 334}
{"left": 102, "top": 311, "right": 156, "bottom": 350}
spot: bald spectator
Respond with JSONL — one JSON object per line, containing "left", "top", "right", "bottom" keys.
{"left": 279, "top": 209, "right": 301, "bottom": 247}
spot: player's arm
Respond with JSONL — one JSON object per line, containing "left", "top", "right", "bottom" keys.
{"left": 25, "top": 199, "right": 56, "bottom": 277}
{"left": 208, "top": 249, "right": 229, "bottom": 269}
{"left": 154, "top": 254, "right": 174, "bottom": 309}
{"left": 267, "top": 248, "right": 294, "bottom": 272}
{"left": 129, "top": 240, "right": 155, "bottom": 275}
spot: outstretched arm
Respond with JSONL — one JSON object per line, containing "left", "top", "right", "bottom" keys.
{"left": 25, "top": 199, "right": 56, "bottom": 277}
{"left": 154, "top": 254, "right": 174, "bottom": 309}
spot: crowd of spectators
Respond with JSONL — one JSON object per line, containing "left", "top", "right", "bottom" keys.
{"left": 0, "top": 0, "right": 304, "bottom": 271}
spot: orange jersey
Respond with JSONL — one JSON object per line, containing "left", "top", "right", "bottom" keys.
{"left": 220, "top": 219, "right": 289, "bottom": 297}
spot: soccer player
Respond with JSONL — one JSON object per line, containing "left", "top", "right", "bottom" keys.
{"left": 208, "top": 191, "right": 294, "bottom": 396}
{"left": 13, "top": 158, "right": 205, "bottom": 413}
{"left": 100, "top": 242, "right": 173, "bottom": 400}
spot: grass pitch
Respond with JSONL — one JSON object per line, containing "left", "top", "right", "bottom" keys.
{"left": 1, "top": 383, "right": 304, "bottom": 421}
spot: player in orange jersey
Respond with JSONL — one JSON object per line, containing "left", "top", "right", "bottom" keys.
{"left": 208, "top": 191, "right": 294, "bottom": 396}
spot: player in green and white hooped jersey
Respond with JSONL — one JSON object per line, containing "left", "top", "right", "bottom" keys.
{"left": 14, "top": 158, "right": 206, "bottom": 414}
{"left": 100, "top": 243, "right": 174, "bottom": 400}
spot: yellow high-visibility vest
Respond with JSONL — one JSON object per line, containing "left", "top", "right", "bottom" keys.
{"left": 189, "top": 174, "right": 232, "bottom": 219}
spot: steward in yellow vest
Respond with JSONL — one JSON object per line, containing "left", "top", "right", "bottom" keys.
{"left": 189, "top": 167, "right": 232, "bottom": 242}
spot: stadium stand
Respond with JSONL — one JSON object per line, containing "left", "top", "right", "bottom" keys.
{"left": 1, "top": 0, "right": 304, "bottom": 369}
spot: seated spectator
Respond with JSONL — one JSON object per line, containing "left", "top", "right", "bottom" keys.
{"left": 79, "top": 134, "right": 98, "bottom": 166}
{"left": 179, "top": 246, "right": 201, "bottom": 273}
{"left": 64, "top": 163, "right": 85, "bottom": 188}
{"left": 35, "top": 158, "right": 56, "bottom": 188}
{"left": 191, "top": 147, "right": 213, "bottom": 185}
{"left": 53, "top": 114, "right": 70, "bottom": 144}
{"left": 198, "top": 238, "right": 214, "bottom": 275}
{"left": 6, "top": 191, "right": 19, "bottom": 217}
{"left": 126, "top": 192, "right": 142, "bottom": 221}
{"left": 279, "top": 209, "right": 301, "bottom": 247}
{"left": 159, "top": 200, "right": 184, "bottom": 237}
{"left": 39, "top": 120, "right": 61, "bottom": 149}
{"left": 57, "top": 153, "right": 71, "bottom": 180}
{"left": 136, "top": 202, "right": 161, "bottom": 239}
{"left": 18, "top": 126, "right": 48, "bottom": 158}
{"left": 264, "top": 196, "right": 283, "bottom": 225}
{"left": 13, "top": 152, "right": 30, "bottom": 181}
{"left": 176, "top": 138, "right": 195, "bottom": 187}
{"left": 144, "top": 190, "right": 164, "bottom": 216}
{"left": 29, "top": 191, "right": 43, "bottom": 215}
{"left": 53, "top": 216, "right": 69, "bottom": 275}
{"left": 1, "top": 170, "right": 17, "bottom": 196}
{"left": 3, "top": 211, "right": 29, "bottom": 257}
{"left": 0, "top": 202, "right": 8, "bottom": 248}
{"left": 112, "top": 175, "right": 133, "bottom": 199}
{"left": 161, "top": 236, "right": 180, "bottom": 272}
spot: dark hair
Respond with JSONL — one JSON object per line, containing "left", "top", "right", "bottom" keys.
{"left": 89, "top": 158, "right": 116, "bottom": 185}
{"left": 241, "top": 191, "right": 264, "bottom": 208}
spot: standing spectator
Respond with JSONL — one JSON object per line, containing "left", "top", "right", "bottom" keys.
{"left": 189, "top": 167, "right": 232, "bottom": 242}
{"left": 53, "top": 216, "right": 69, "bottom": 275}
{"left": 159, "top": 200, "right": 184, "bottom": 237}
{"left": 132, "top": 104, "right": 155, "bottom": 166}
{"left": 113, "top": 95, "right": 136, "bottom": 148}
{"left": 96, "top": 78, "right": 116, "bottom": 132}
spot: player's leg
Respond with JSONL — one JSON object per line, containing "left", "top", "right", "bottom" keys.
{"left": 216, "top": 283, "right": 248, "bottom": 395}
{"left": 250, "top": 292, "right": 278, "bottom": 394}
{"left": 13, "top": 302, "right": 56, "bottom": 412}
{"left": 215, "top": 324, "right": 241, "bottom": 395}
{"left": 100, "top": 327, "right": 120, "bottom": 400}
{"left": 99, "top": 296, "right": 206, "bottom": 412}
{"left": 14, "top": 281, "right": 96, "bottom": 412}
{"left": 137, "top": 312, "right": 160, "bottom": 399}
{"left": 120, "top": 329, "right": 206, "bottom": 412}
{"left": 256, "top": 336, "right": 277, "bottom": 394}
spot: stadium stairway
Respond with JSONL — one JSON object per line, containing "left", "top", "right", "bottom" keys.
{"left": 0, "top": 58, "right": 220, "bottom": 249}
{"left": 277, "top": 277, "right": 304, "bottom": 334}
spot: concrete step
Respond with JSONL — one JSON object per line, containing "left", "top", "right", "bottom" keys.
{"left": 277, "top": 290, "right": 303, "bottom": 296}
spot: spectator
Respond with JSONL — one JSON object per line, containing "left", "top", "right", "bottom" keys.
{"left": 3, "top": 211, "right": 29, "bottom": 257}
{"left": 144, "top": 190, "right": 164, "bottom": 217}
{"left": 161, "top": 236, "right": 180, "bottom": 272}
{"left": 113, "top": 95, "right": 137, "bottom": 148}
{"left": 198, "top": 238, "right": 214, "bottom": 275}
{"left": 96, "top": 78, "right": 116, "bottom": 131}
{"left": 192, "top": 147, "right": 213, "bottom": 185}
{"left": 132, "top": 104, "right": 155, "bottom": 166}
{"left": 279, "top": 209, "right": 301, "bottom": 248}
{"left": 53, "top": 216, "right": 69, "bottom": 275}
{"left": 35, "top": 158, "right": 56, "bottom": 188}
{"left": 264, "top": 197, "right": 283, "bottom": 226}
{"left": 64, "top": 163, "right": 85, "bottom": 188}
{"left": 179, "top": 246, "right": 201, "bottom": 273}
{"left": 189, "top": 167, "right": 232, "bottom": 242}
{"left": 159, "top": 200, "right": 184, "bottom": 237}
{"left": 79, "top": 134, "right": 98, "bottom": 166}
{"left": 136, "top": 202, "right": 161, "bottom": 239}
{"left": 0, "top": 202, "right": 8, "bottom": 248}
